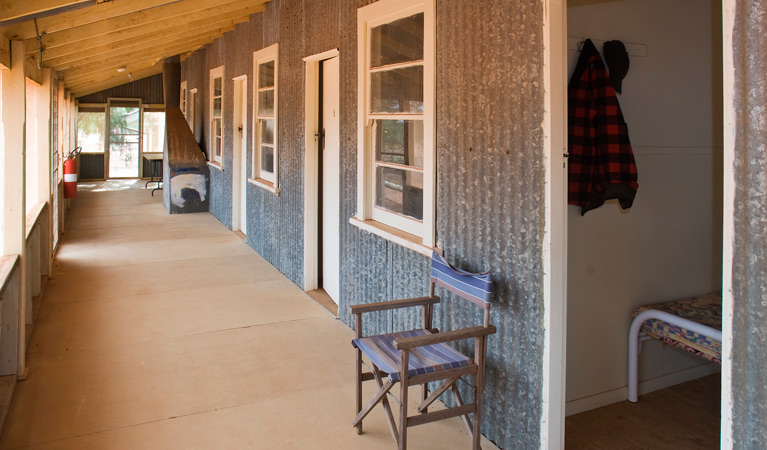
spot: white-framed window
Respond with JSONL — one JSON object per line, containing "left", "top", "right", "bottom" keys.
{"left": 189, "top": 88, "right": 198, "bottom": 137}
{"left": 252, "top": 44, "right": 279, "bottom": 189}
{"left": 209, "top": 65, "right": 224, "bottom": 167}
{"left": 180, "top": 80, "right": 188, "bottom": 118}
{"left": 356, "top": 0, "right": 436, "bottom": 248}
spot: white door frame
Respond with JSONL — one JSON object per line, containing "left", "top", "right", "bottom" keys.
{"left": 541, "top": 1, "right": 736, "bottom": 448}
{"left": 232, "top": 75, "right": 248, "bottom": 233}
{"left": 541, "top": 1, "right": 568, "bottom": 448}
{"left": 303, "top": 48, "right": 340, "bottom": 291}
{"left": 321, "top": 56, "right": 341, "bottom": 304}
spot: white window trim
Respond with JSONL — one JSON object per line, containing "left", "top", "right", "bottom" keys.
{"left": 189, "top": 88, "right": 198, "bottom": 137}
{"left": 251, "top": 43, "right": 279, "bottom": 193}
{"left": 209, "top": 65, "right": 224, "bottom": 167}
{"left": 180, "top": 80, "right": 188, "bottom": 118}
{"left": 354, "top": 0, "right": 436, "bottom": 249}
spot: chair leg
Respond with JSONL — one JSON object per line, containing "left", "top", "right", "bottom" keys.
{"left": 372, "top": 366, "right": 399, "bottom": 444}
{"left": 399, "top": 350, "right": 410, "bottom": 450}
{"left": 356, "top": 348, "right": 363, "bottom": 435}
{"left": 472, "top": 337, "right": 487, "bottom": 450}
{"left": 421, "top": 383, "right": 429, "bottom": 414}
{"left": 451, "top": 383, "right": 473, "bottom": 434}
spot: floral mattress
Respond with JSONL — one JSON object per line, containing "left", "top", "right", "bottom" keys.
{"left": 631, "top": 292, "right": 722, "bottom": 364}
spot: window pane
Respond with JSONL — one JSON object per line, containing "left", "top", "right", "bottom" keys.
{"left": 215, "top": 136, "right": 222, "bottom": 157}
{"left": 375, "top": 166, "right": 423, "bottom": 220}
{"left": 259, "top": 61, "right": 275, "bottom": 88}
{"left": 77, "top": 112, "right": 105, "bottom": 153}
{"left": 258, "top": 90, "right": 274, "bottom": 116}
{"left": 214, "top": 77, "right": 222, "bottom": 96}
{"left": 370, "top": 66, "right": 423, "bottom": 114}
{"left": 213, "top": 98, "right": 222, "bottom": 117}
{"left": 110, "top": 106, "right": 140, "bottom": 134}
{"left": 370, "top": 13, "right": 424, "bottom": 68}
{"left": 373, "top": 119, "right": 423, "bottom": 168}
{"left": 143, "top": 111, "right": 165, "bottom": 153}
{"left": 214, "top": 118, "right": 222, "bottom": 138}
{"left": 260, "top": 119, "right": 274, "bottom": 145}
{"left": 261, "top": 146, "right": 274, "bottom": 173}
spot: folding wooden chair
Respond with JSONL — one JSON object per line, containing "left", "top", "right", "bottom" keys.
{"left": 350, "top": 251, "right": 496, "bottom": 449}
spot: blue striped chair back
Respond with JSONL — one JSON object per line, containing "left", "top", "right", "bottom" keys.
{"left": 430, "top": 251, "right": 492, "bottom": 310}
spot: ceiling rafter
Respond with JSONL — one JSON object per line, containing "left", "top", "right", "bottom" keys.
{"left": 1, "top": 0, "right": 271, "bottom": 97}
{"left": 48, "top": 26, "right": 232, "bottom": 71}
{"left": 0, "top": 0, "right": 95, "bottom": 23}
{"left": 40, "top": 10, "right": 249, "bottom": 63}
{"left": 61, "top": 33, "right": 227, "bottom": 81}
{"left": 0, "top": 0, "right": 181, "bottom": 40}
{"left": 43, "top": 10, "right": 252, "bottom": 66}
{"left": 69, "top": 65, "right": 164, "bottom": 97}
{"left": 27, "top": 0, "right": 265, "bottom": 54}
{"left": 27, "top": 0, "right": 261, "bottom": 54}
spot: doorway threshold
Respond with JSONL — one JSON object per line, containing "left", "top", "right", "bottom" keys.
{"left": 306, "top": 289, "right": 338, "bottom": 317}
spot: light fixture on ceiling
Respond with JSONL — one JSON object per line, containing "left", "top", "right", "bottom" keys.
{"left": 117, "top": 66, "right": 127, "bottom": 73}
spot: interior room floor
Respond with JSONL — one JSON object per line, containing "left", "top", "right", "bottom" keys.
{"left": 565, "top": 374, "right": 721, "bottom": 449}
{"left": 0, "top": 180, "right": 496, "bottom": 450}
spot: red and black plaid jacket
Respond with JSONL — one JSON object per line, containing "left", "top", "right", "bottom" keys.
{"left": 568, "top": 39, "right": 638, "bottom": 215}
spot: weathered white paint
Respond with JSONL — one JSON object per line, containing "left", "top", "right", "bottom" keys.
{"left": 303, "top": 48, "right": 339, "bottom": 293}
{"left": 232, "top": 74, "right": 248, "bottom": 234}
{"left": 1, "top": 40, "right": 28, "bottom": 377}
{"left": 541, "top": 0, "right": 568, "bottom": 447}
{"left": 321, "top": 56, "right": 340, "bottom": 304}
{"left": 170, "top": 173, "right": 207, "bottom": 207}
{"left": 720, "top": 0, "right": 735, "bottom": 447}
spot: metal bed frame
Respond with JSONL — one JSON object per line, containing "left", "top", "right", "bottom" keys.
{"left": 628, "top": 308, "right": 722, "bottom": 402}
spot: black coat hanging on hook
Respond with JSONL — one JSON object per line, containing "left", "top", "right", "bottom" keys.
{"left": 568, "top": 39, "right": 638, "bottom": 216}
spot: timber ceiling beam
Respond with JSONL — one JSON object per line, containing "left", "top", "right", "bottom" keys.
{"left": 0, "top": 0, "right": 181, "bottom": 40}
{"left": 47, "top": 26, "right": 231, "bottom": 71}
{"left": 0, "top": 0, "right": 105, "bottom": 22}
{"left": 61, "top": 35, "right": 223, "bottom": 81}
{"left": 65, "top": 57, "right": 162, "bottom": 86}
{"left": 25, "top": 0, "right": 266, "bottom": 53}
{"left": 41, "top": 13, "right": 246, "bottom": 63}
{"left": 68, "top": 65, "right": 163, "bottom": 97}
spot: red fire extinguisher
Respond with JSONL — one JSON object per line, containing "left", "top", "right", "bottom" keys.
{"left": 63, "top": 146, "right": 81, "bottom": 199}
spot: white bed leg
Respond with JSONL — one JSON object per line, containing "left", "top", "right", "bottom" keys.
{"left": 628, "top": 313, "right": 644, "bottom": 402}
{"left": 627, "top": 309, "right": 722, "bottom": 403}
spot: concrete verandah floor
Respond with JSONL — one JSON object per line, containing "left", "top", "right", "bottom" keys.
{"left": 0, "top": 180, "right": 495, "bottom": 450}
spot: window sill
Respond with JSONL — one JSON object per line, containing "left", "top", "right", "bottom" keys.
{"left": 207, "top": 161, "right": 224, "bottom": 171}
{"left": 248, "top": 177, "right": 280, "bottom": 195}
{"left": 349, "top": 217, "right": 438, "bottom": 257}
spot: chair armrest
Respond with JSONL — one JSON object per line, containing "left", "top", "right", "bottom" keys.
{"left": 349, "top": 296, "right": 440, "bottom": 315}
{"left": 393, "top": 325, "right": 497, "bottom": 350}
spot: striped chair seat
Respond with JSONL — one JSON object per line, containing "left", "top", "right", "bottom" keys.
{"left": 352, "top": 329, "right": 473, "bottom": 382}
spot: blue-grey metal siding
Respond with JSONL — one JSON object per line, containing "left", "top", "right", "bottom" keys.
{"left": 731, "top": 0, "right": 767, "bottom": 447}
{"left": 181, "top": 1, "right": 545, "bottom": 448}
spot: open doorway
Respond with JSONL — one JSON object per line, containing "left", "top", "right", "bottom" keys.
{"left": 232, "top": 75, "right": 248, "bottom": 236}
{"left": 562, "top": 0, "right": 724, "bottom": 447}
{"left": 303, "top": 50, "right": 341, "bottom": 315}
{"left": 107, "top": 98, "right": 142, "bottom": 178}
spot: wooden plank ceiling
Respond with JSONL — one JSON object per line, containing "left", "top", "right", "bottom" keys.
{"left": 0, "top": 0, "right": 270, "bottom": 98}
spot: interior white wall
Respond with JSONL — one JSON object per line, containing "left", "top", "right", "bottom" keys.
{"left": 566, "top": 0, "right": 723, "bottom": 414}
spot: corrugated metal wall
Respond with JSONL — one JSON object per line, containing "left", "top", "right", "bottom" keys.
{"left": 76, "top": 73, "right": 164, "bottom": 104}
{"left": 731, "top": 0, "right": 767, "bottom": 447}
{"left": 181, "top": 1, "right": 545, "bottom": 448}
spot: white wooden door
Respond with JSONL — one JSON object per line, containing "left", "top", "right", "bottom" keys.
{"left": 233, "top": 77, "right": 248, "bottom": 234}
{"left": 321, "top": 57, "right": 340, "bottom": 304}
